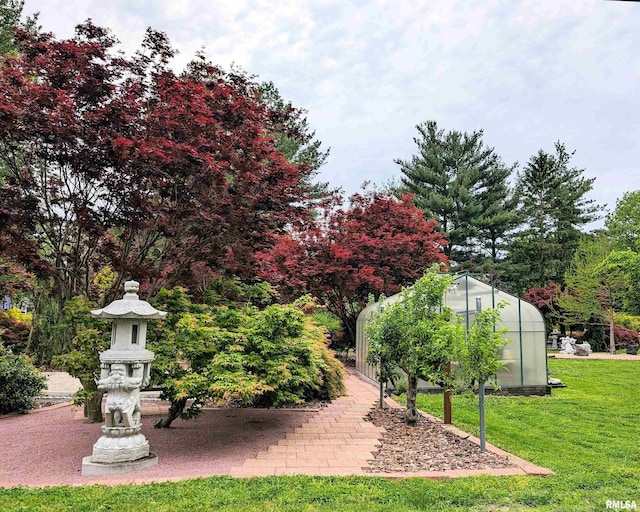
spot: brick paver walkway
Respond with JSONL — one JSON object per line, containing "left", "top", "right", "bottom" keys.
{"left": 230, "top": 370, "right": 384, "bottom": 477}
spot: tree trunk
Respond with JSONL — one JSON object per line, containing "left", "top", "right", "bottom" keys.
{"left": 154, "top": 398, "right": 187, "bottom": 429}
{"left": 404, "top": 374, "right": 419, "bottom": 424}
{"left": 609, "top": 308, "right": 616, "bottom": 355}
{"left": 81, "top": 380, "right": 103, "bottom": 423}
{"left": 343, "top": 315, "right": 357, "bottom": 351}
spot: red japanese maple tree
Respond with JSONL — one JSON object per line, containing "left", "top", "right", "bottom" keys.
{"left": 0, "top": 22, "right": 313, "bottom": 304}
{"left": 523, "top": 283, "right": 562, "bottom": 330}
{"left": 259, "top": 190, "right": 448, "bottom": 347}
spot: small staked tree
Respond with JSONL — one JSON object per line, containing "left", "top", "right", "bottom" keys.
{"left": 366, "top": 267, "right": 462, "bottom": 424}
{"left": 457, "top": 304, "right": 508, "bottom": 451}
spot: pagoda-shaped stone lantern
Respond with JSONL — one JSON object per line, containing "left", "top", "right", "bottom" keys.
{"left": 81, "top": 280, "right": 166, "bottom": 476}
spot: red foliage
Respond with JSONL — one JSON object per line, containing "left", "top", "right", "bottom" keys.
{"left": 0, "top": 23, "right": 313, "bottom": 303}
{"left": 523, "top": 283, "right": 560, "bottom": 314}
{"left": 522, "top": 283, "right": 564, "bottom": 330}
{"left": 258, "top": 191, "right": 448, "bottom": 346}
{"left": 0, "top": 259, "right": 35, "bottom": 298}
{"left": 607, "top": 324, "right": 639, "bottom": 349}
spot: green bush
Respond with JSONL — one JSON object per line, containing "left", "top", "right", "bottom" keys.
{"left": 0, "top": 344, "right": 46, "bottom": 414}
{"left": 0, "top": 307, "right": 31, "bottom": 354}
{"left": 613, "top": 312, "right": 640, "bottom": 332}
{"left": 148, "top": 286, "right": 345, "bottom": 427}
{"left": 50, "top": 296, "right": 111, "bottom": 422}
{"left": 583, "top": 322, "right": 607, "bottom": 352}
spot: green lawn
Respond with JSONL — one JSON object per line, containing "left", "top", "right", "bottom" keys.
{"left": 1, "top": 359, "right": 638, "bottom": 511}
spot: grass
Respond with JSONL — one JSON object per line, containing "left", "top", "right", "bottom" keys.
{"left": 0, "top": 359, "right": 638, "bottom": 511}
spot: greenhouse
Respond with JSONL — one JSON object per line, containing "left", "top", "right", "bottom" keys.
{"left": 355, "top": 273, "right": 550, "bottom": 395}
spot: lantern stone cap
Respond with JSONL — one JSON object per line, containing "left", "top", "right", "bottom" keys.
{"left": 100, "top": 349, "right": 155, "bottom": 363}
{"left": 91, "top": 280, "right": 167, "bottom": 320}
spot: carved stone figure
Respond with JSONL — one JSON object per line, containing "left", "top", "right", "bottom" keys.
{"left": 559, "top": 336, "right": 576, "bottom": 354}
{"left": 574, "top": 342, "right": 591, "bottom": 356}
{"left": 98, "top": 363, "right": 142, "bottom": 428}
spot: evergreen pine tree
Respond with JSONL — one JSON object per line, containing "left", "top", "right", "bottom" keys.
{"left": 258, "top": 81, "right": 330, "bottom": 199}
{"left": 504, "top": 142, "right": 599, "bottom": 293}
{"left": 396, "top": 121, "right": 518, "bottom": 267}
{"left": 474, "top": 161, "right": 520, "bottom": 261}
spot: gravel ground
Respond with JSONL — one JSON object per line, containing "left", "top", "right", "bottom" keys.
{"left": 549, "top": 353, "right": 639, "bottom": 360}
{"left": 365, "top": 407, "right": 514, "bottom": 473}
{"left": 0, "top": 405, "right": 315, "bottom": 487}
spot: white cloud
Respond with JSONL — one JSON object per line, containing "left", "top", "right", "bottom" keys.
{"left": 22, "top": 0, "right": 640, "bottom": 221}
{"left": 162, "top": 0, "right": 191, "bottom": 20}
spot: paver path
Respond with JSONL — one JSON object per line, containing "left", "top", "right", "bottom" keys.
{"left": 230, "top": 370, "right": 384, "bottom": 477}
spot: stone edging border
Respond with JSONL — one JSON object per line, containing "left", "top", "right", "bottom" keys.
{"left": 0, "top": 401, "right": 74, "bottom": 420}
{"left": 363, "top": 393, "right": 553, "bottom": 479}
{"left": 32, "top": 401, "right": 74, "bottom": 413}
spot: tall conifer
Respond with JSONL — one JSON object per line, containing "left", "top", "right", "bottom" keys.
{"left": 504, "top": 142, "right": 599, "bottom": 292}
{"left": 396, "top": 121, "right": 518, "bottom": 267}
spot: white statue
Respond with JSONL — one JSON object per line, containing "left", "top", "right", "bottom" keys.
{"left": 559, "top": 336, "right": 576, "bottom": 354}
{"left": 98, "top": 363, "right": 143, "bottom": 428}
{"left": 574, "top": 342, "right": 592, "bottom": 356}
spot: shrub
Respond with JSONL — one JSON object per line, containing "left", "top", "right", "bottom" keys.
{"left": 148, "top": 287, "right": 345, "bottom": 428}
{"left": 583, "top": 323, "right": 607, "bottom": 352}
{"left": 613, "top": 312, "right": 640, "bottom": 332}
{"left": 50, "top": 296, "right": 111, "bottom": 422}
{"left": 607, "top": 324, "right": 638, "bottom": 349}
{"left": 0, "top": 308, "right": 32, "bottom": 354}
{"left": 0, "top": 344, "right": 46, "bottom": 414}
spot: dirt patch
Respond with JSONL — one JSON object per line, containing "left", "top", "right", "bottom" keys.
{"left": 365, "top": 407, "right": 514, "bottom": 473}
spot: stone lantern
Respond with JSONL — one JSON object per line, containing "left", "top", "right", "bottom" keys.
{"left": 81, "top": 280, "right": 166, "bottom": 476}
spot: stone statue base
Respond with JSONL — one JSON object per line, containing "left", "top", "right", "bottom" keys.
{"left": 91, "top": 432, "right": 150, "bottom": 463}
{"left": 82, "top": 453, "right": 158, "bottom": 476}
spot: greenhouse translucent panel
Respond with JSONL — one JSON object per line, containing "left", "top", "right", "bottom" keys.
{"left": 355, "top": 303, "right": 378, "bottom": 382}
{"left": 354, "top": 274, "right": 549, "bottom": 392}
{"left": 497, "top": 336, "right": 522, "bottom": 387}
{"left": 521, "top": 331, "right": 548, "bottom": 386}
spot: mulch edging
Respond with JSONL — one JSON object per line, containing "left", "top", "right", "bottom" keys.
{"left": 363, "top": 395, "right": 552, "bottom": 479}
{"left": 365, "top": 406, "right": 514, "bottom": 473}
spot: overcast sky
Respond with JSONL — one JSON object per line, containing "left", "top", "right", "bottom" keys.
{"left": 25, "top": 0, "right": 640, "bottom": 228}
